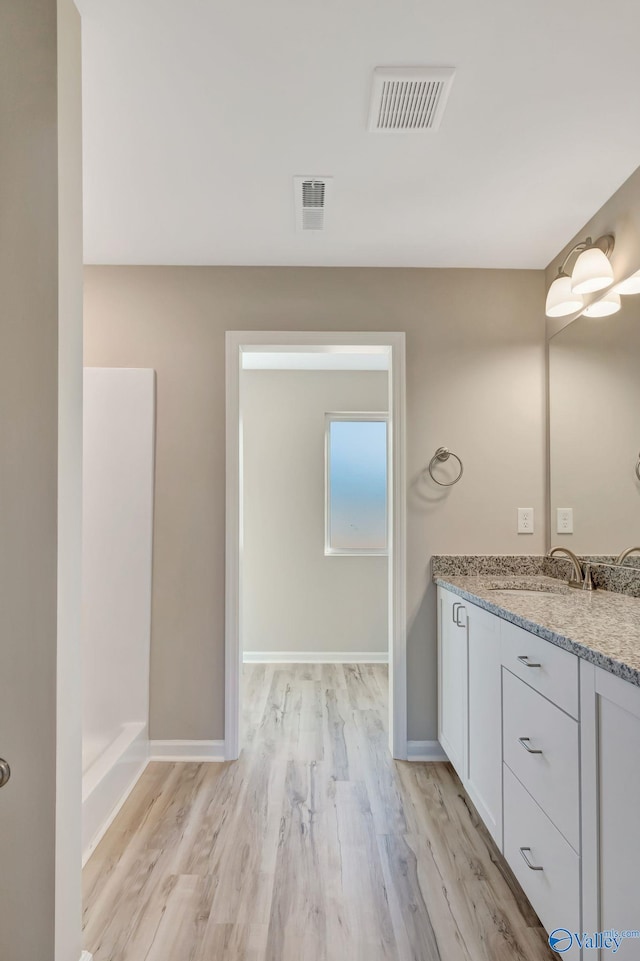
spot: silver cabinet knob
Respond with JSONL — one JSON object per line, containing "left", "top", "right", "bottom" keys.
{"left": 0, "top": 758, "right": 11, "bottom": 789}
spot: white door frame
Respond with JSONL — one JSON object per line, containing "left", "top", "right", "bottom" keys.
{"left": 225, "top": 330, "right": 407, "bottom": 760}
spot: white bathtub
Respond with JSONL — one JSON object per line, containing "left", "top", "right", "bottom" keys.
{"left": 82, "top": 721, "right": 149, "bottom": 864}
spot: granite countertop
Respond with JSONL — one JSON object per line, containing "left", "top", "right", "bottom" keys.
{"left": 434, "top": 573, "right": 640, "bottom": 687}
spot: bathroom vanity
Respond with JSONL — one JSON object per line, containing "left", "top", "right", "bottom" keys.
{"left": 436, "top": 571, "right": 640, "bottom": 959}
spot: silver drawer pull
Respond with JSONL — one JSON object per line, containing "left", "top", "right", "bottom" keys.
{"left": 518, "top": 737, "right": 543, "bottom": 755}
{"left": 517, "top": 655, "right": 541, "bottom": 668}
{"left": 519, "top": 847, "right": 544, "bottom": 871}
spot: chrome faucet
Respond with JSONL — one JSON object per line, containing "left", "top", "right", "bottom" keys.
{"left": 614, "top": 546, "right": 640, "bottom": 566}
{"left": 548, "top": 547, "right": 594, "bottom": 590}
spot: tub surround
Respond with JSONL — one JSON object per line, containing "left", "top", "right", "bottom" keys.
{"left": 432, "top": 556, "right": 640, "bottom": 687}
{"left": 82, "top": 369, "right": 156, "bottom": 862}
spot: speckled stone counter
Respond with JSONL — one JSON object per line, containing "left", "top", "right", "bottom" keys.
{"left": 431, "top": 553, "right": 640, "bottom": 596}
{"left": 433, "top": 572, "right": 640, "bottom": 688}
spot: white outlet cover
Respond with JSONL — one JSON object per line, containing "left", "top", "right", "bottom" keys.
{"left": 517, "top": 507, "right": 534, "bottom": 534}
{"left": 556, "top": 507, "right": 574, "bottom": 534}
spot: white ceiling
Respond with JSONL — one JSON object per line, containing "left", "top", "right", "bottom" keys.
{"left": 78, "top": 0, "right": 640, "bottom": 269}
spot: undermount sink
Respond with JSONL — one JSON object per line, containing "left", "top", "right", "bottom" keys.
{"left": 488, "top": 587, "right": 557, "bottom": 596}
{"left": 483, "top": 579, "right": 570, "bottom": 597}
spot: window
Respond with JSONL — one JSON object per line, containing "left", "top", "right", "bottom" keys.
{"left": 325, "top": 414, "right": 388, "bottom": 554}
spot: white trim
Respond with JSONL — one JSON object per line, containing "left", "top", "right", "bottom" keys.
{"left": 225, "top": 331, "right": 408, "bottom": 761}
{"left": 82, "top": 761, "right": 149, "bottom": 866}
{"left": 81, "top": 952, "right": 94, "bottom": 961}
{"left": 389, "top": 333, "right": 408, "bottom": 760}
{"left": 243, "top": 651, "right": 389, "bottom": 664}
{"left": 407, "top": 740, "right": 448, "bottom": 762}
{"left": 150, "top": 739, "right": 226, "bottom": 762}
{"left": 82, "top": 723, "right": 149, "bottom": 866}
{"left": 225, "top": 333, "right": 242, "bottom": 762}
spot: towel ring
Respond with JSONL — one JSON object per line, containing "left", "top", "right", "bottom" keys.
{"left": 428, "top": 447, "right": 464, "bottom": 487}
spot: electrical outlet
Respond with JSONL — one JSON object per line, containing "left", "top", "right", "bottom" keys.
{"left": 517, "top": 507, "right": 534, "bottom": 534}
{"left": 557, "top": 507, "right": 574, "bottom": 534}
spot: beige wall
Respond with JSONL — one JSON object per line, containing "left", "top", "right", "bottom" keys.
{"left": 84, "top": 266, "right": 547, "bottom": 741}
{"left": 242, "top": 369, "right": 388, "bottom": 656}
{"left": 0, "top": 1, "right": 83, "bottom": 959}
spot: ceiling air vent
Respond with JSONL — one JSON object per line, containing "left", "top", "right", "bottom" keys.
{"left": 368, "top": 67, "right": 455, "bottom": 132}
{"left": 294, "top": 176, "right": 332, "bottom": 231}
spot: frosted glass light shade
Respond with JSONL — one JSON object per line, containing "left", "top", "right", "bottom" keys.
{"left": 571, "top": 246, "right": 614, "bottom": 295}
{"left": 613, "top": 269, "right": 640, "bottom": 295}
{"left": 545, "top": 274, "right": 584, "bottom": 318}
{"left": 583, "top": 291, "right": 621, "bottom": 317}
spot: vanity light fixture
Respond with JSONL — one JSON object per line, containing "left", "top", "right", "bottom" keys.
{"left": 545, "top": 272, "right": 584, "bottom": 318}
{"left": 545, "top": 234, "right": 615, "bottom": 318}
{"left": 583, "top": 290, "right": 621, "bottom": 317}
{"left": 571, "top": 241, "right": 615, "bottom": 295}
{"left": 613, "top": 268, "right": 640, "bottom": 295}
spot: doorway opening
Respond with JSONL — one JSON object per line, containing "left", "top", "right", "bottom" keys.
{"left": 225, "top": 332, "right": 407, "bottom": 759}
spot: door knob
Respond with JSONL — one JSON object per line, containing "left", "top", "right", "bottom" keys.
{"left": 0, "top": 758, "right": 11, "bottom": 788}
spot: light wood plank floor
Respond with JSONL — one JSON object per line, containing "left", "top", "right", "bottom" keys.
{"left": 83, "top": 664, "right": 555, "bottom": 961}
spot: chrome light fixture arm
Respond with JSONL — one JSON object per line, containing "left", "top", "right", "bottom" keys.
{"left": 546, "top": 234, "right": 616, "bottom": 319}
{"left": 557, "top": 234, "right": 615, "bottom": 278}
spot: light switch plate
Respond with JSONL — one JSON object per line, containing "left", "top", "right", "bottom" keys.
{"left": 517, "top": 507, "right": 534, "bottom": 534}
{"left": 557, "top": 507, "right": 574, "bottom": 534}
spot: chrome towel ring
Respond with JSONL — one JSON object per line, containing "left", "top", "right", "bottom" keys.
{"left": 428, "top": 447, "right": 464, "bottom": 487}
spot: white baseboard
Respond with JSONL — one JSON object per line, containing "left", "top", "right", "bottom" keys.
{"left": 407, "top": 740, "right": 448, "bottom": 762}
{"left": 82, "top": 723, "right": 149, "bottom": 866}
{"left": 243, "top": 651, "right": 389, "bottom": 664}
{"left": 81, "top": 952, "right": 94, "bottom": 961}
{"left": 83, "top": 757, "right": 149, "bottom": 867}
{"left": 150, "top": 739, "right": 226, "bottom": 762}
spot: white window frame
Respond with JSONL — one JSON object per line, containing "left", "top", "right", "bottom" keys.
{"left": 324, "top": 411, "right": 389, "bottom": 557}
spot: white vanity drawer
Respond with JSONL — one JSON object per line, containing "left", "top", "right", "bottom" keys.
{"left": 501, "top": 620, "right": 579, "bottom": 719}
{"left": 502, "top": 668, "right": 580, "bottom": 851}
{"left": 503, "top": 765, "right": 580, "bottom": 948}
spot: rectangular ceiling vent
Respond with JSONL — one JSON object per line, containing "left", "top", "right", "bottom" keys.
{"left": 294, "top": 176, "right": 333, "bottom": 231}
{"left": 368, "top": 67, "right": 455, "bottom": 132}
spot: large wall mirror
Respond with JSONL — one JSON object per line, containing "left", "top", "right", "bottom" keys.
{"left": 549, "top": 288, "right": 640, "bottom": 561}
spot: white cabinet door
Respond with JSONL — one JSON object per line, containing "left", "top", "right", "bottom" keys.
{"left": 581, "top": 666, "right": 640, "bottom": 960}
{"left": 466, "top": 604, "right": 502, "bottom": 848}
{"left": 437, "top": 587, "right": 467, "bottom": 779}
{"left": 504, "top": 766, "right": 580, "bottom": 954}
{"left": 503, "top": 668, "right": 579, "bottom": 853}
